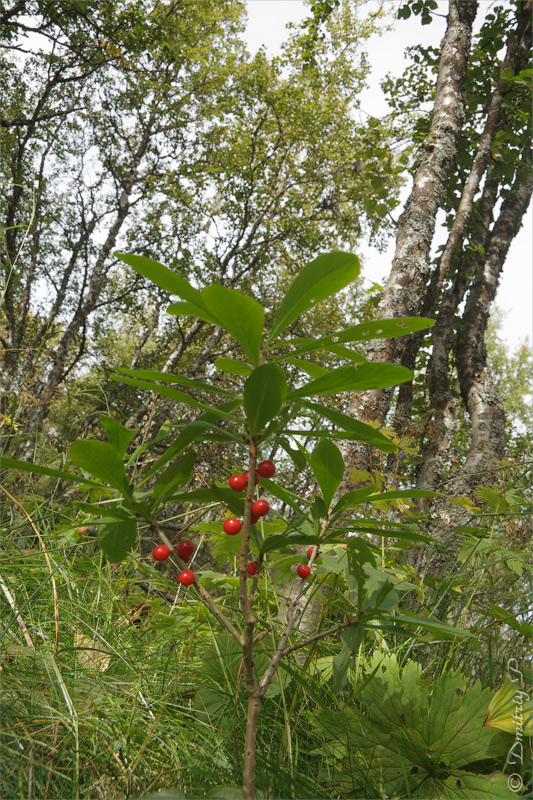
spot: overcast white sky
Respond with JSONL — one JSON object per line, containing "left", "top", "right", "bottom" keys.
{"left": 244, "top": 0, "right": 532, "bottom": 351}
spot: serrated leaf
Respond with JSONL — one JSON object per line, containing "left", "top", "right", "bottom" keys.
{"left": 287, "top": 363, "right": 413, "bottom": 400}
{"left": 69, "top": 440, "right": 132, "bottom": 498}
{"left": 97, "top": 518, "right": 137, "bottom": 562}
{"left": 243, "top": 363, "right": 287, "bottom": 436}
{"left": 100, "top": 415, "right": 136, "bottom": 457}
{"left": 267, "top": 252, "right": 360, "bottom": 342}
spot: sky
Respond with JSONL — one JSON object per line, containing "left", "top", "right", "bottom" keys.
{"left": 243, "top": 0, "right": 532, "bottom": 352}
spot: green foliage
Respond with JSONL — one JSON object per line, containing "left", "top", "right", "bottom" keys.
{"left": 313, "top": 653, "right": 511, "bottom": 798}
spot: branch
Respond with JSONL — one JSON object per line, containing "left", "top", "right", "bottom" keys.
{"left": 152, "top": 521, "right": 244, "bottom": 648}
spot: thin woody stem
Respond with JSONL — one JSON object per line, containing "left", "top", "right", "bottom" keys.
{"left": 258, "top": 514, "right": 330, "bottom": 697}
{"left": 280, "top": 618, "right": 361, "bottom": 658}
{"left": 241, "top": 435, "right": 260, "bottom": 800}
{"left": 152, "top": 521, "right": 244, "bottom": 648}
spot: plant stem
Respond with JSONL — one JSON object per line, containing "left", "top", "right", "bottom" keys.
{"left": 241, "top": 436, "right": 259, "bottom": 798}
{"left": 153, "top": 521, "right": 244, "bottom": 647}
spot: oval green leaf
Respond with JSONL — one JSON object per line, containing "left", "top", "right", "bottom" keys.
{"left": 267, "top": 252, "right": 360, "bottom": 343}
{"left": 97, "top": 518, "right": 137, "bottom": 563}
{"left": 201, "top": 285, "right": 264, "bottom": 368}
{"left": 69, "top": 440, "right": 132, "bottom": 498}
{"left": 310, "top": 439, "right": 344, "bottom": 509}
{"left": 287, "top": 363, "right": 413, "bottom": 400}
{"left": 243, "top": 363, "right": 287, "bottom": 436}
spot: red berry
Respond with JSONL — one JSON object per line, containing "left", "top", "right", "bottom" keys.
{"left": 228, "top": 474, "right": 247, "bottom": 492}
{"left": 243, "top": 469, "right": 259, "bottom": 486}
{"left": 153, "top": 545, "right": 171, "bottom": 562}
{"left": 247, "top": 561, "right": 259, "bottom": 576}
{"left": 307, "top": 546, "right": 318, "bottom": 559}
{"left": 297, "top": 564, "right": 311, "bottom": 579}
{"left": 250, "top": 513, "right": 260, "bottom": 525}
{"left": 257, "top": 460, "right": 276, "bottom": 478}
{"left": 223, "top": 518, "right": 242, "bottom": 535}
{"left": 251, "top": 498, "right": 269, "bottom": 517}
{"left": 178, "top": 569, "right": 195, "bottom": 586}
{"left": 177, "top": 539, "right": 194, "bottom": 562}
{"left": 78, "top": 526, "right": 88, "bottom": 536}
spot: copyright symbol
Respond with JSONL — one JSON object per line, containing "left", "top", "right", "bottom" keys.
{"left": 508, "top": 773, "right": 523, "bottom": 792}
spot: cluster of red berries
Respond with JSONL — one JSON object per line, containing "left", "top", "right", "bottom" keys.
{"left": 151, "top": 459, "right": 313, "bottom": 583}
{"left": 152, "top": 539, "right": 196, "bottom": 586}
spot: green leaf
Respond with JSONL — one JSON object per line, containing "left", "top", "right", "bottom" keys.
{"left": 110, "top": 375, "right": 241, "bottom": 421}
{"left": 332, "top": 648, "right": 352, "bottom": 693}
{"left": 310, "top": 439, "right": 344, "bottom": 509}
{"left": 334, "top": 486, "right": 379, "bottom": 512}
{"left": 267, "top": 252, "right": 360, "bottom": 343}
{"left": 305, "top": 401, "right": 396, "bottom": 453}
{"left": 73, "top": 501, "right": 134, "bottom": 521}
{"left": 151, "top": 453, "right": 196, "bottom": 509}
{"left": 279, "top": 317, "right": 435, "bottom": 360}
{"left": 287, "top": 363, "right": 413, "bottom": 400}
{"left": 260, "top": 478, "right": 305, "bottom": 513}
{"left": 243, "top": 363, "right": 287, "bottom": 436}
{"left": 117, "top": 367, "right": 233, "bottom": 396}
{"left": 261, "top": 533, "right": 319, "bottom": 554}
{"left": 100, "top": 415, "right": 136, "bottom": 457}
{"left": 391, "top": 613, "right": 474, "bottom": 639}
{"left": 285, "top": 358, "right": 329, "bottom": 379}
{"left": 201, "top": 284, "right": 264, "bottom": 368}
{"left": 97, "top": 518, "right": 137, "bottom": 562}
{"left": 214, "top": 357, "right": 252, "bottom": 376}
{"left": 1, "top": 457, "right": 101, "bottom": 489}
{"left": 114, "top": 253, "right": 215, "bottom": 319}
{"left": 69, "top": 441, "right": 132, "bottom": 498}
{"left": 166, "top": 300, "right": 217, "bottom": 323}
{"left": 336, "top": 317, "right": 435, "bottom": 344}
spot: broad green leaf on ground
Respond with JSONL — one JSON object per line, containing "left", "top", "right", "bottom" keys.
{"left": 286, "top": 363, "right": 413, "bottom": 400}
{"left": 69, "top": 440, "right": 132, "bottom": 498}
{"left": 267, "top": 252, "right": 360, "bottom": 343}
{"left": 114, "top": 253, "right": 214, "bottom": 319}
{"left": 243, "top": 363, "right": 287, "bottom": 436}
{"left": 116, "top": 367, "right": 233, "bottom": 395}
{"left": 151, "top": 452, "right": 196, "bottom": 509}
{"left": 214, "top": 357, "right": 252, "bottom": 376}
{"left": 1, "top": 457, "right": 102, "bottom": 489}
{"left": 201, "top": 284, "right": 264, "bottom": 367}
{"left": 97, "top": 518, "right": 137, "bottom": 562}
{"left": 305, "top": 401, "right": 396, "bottom": 452}
{"left": 100, "top": 415, "right": 136, "bottom": 457}
{"left": 484, "top": 680, "right": 533, "bottom": 735}
{"left": 310, "top": 439, "right": 344, "bottom": 509}
{"left": 313, "top": 654, "right": 509, "bottom": 799}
